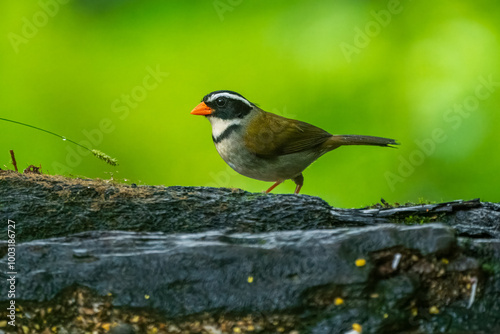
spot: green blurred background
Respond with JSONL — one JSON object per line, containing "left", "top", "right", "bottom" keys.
{"left": 1, "top": 0, "right": 499, "bottom": 207}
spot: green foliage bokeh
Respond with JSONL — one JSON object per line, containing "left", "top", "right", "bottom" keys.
{"left": 1, "top": 0, "right": 499, "bottom": 207}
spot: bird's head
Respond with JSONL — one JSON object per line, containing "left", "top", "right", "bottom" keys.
{"left": 190, "top": 90, "right": 256, "bottom": 120}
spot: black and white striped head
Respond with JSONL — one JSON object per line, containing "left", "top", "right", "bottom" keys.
{"left": 191, "top": 90, "right": 258, "bottom": 143}
{"left": 191, "top": 90, "right": 255, "bottom": 120}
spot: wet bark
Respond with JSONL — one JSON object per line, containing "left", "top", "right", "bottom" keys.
{"left": 1, "top": 171, "right": 499, "bottom": 333}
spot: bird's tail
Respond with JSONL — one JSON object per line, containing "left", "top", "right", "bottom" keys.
{"left": 325, "top": 135, "right": 399, "bottom": 150}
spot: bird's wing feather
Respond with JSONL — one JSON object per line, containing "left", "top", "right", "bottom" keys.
{"left": 244, "top": 111, "right": 332, "bottom": 157}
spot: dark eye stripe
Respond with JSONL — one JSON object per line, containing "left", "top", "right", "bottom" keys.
{"left": 216, "top": 98, "right": 226, "bottom": 107}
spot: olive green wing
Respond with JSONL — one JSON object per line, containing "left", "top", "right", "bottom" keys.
{"left": 244, "top": 111, "right": 332, "bottom": 157}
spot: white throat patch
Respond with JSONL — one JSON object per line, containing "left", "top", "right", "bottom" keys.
{"left": 207, "top": 92, "right": 252, "bottom": 108}
{"left": 209, "top": 118, "right": 242, "bottom": 140}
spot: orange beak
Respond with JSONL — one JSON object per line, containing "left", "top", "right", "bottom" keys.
{"left": 190, "top": 102, "right": 213, "bottom": 115}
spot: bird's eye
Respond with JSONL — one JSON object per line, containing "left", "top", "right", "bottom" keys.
{"left": 216, "top": 97, "right": 226, "bottom": 107}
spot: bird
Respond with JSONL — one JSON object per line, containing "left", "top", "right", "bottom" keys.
{"left": 191, "top": 90, "right": 398, "bottom": 194}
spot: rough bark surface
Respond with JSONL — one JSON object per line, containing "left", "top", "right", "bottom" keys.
{"left": 1, "top": 171, "right": 499, "bottom": 242}
{"left": 0, "top": 171, "right": 499, "bottom": 334}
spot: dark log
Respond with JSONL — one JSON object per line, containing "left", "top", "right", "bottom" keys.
{"left": 0, "top": 171, "right": 499, "bottom": 333}
{"left": 1, "top": 171, "right": 499, "bottom": 242}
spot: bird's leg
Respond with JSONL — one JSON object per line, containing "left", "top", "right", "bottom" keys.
{"left": 265, "top": 181, "right": 283, "bottom": 193}
{"left": 292, "top": 174, "right": 304, "bottom": 194}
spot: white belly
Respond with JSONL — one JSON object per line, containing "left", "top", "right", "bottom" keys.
{"left": 214, "top": 139, "right": 321, "bottom": 182}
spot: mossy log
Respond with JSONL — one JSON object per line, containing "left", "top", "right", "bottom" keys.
{"left": 0, "top": 170, "right": 499, "bottom": 333}
{"left": 0, "top": 171, "right": 498, "bottom": 242}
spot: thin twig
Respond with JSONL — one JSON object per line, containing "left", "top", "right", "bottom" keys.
{"left": 0, "top": 117, "right": 90, "bottom": 152}
{"left": 9, "top": 150, "right": 18, "bottom": 172}
{"left": 1, "top": 118, "right": 118, "bottom": 166}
